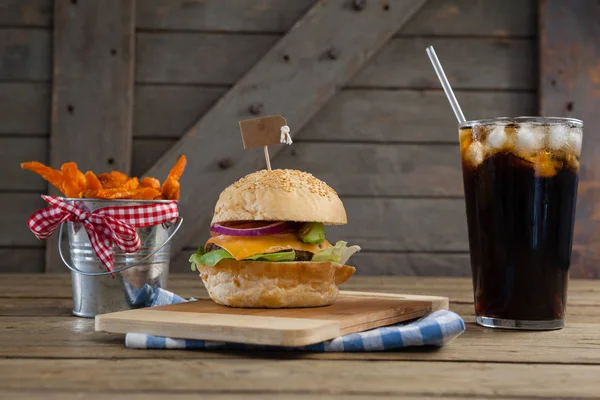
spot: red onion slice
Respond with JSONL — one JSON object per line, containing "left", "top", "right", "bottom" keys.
{"left": 210, "top": 221, "right": 287, "bottom": 236}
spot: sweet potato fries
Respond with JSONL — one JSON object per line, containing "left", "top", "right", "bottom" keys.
{"left": 21, "top": 156, "right": 187, "bottom": 200}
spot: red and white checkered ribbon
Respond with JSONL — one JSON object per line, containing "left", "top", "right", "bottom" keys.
{"left": 28, "top": 195, "right": 179, "bottom": 272}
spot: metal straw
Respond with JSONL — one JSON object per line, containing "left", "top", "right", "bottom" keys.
{"left": 426, "top": 46, "right": 466, "bottom": 124}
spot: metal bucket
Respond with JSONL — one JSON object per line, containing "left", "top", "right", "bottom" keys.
{"left": 57, "top": 199, "right": 183, "bottom": 318}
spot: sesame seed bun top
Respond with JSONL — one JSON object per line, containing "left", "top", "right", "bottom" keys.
{"left": 211, "top": 169, "right": 347, "bottom": 225}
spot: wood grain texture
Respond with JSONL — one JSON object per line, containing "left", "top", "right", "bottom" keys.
{"left": 400, "top": 0, "right": 536, "bottom": 37}
{"left": 133, "top": 140, "right": 464, "bottom": 196}
{"left": 143, "top": 0, "right": 429, "bottom": 259}
{"left": 0, "top": 248, "right": 44, "bottom": 273}
{"left": 2, "top": 275, "right": 600, "bottom": 366}
{"left": 0, "top": 297, "right": 73, "bottom": 315}
{"left": 0, "top": 275, "right": 453, "bottom": 301}
{"left": 0, "top": 4, "right": 536, "bottom": 83}
{"left": 21, "top": 297, "right": 600, "bottom": 325}
{"left": 2, "top": 296, "right": 449, "bottom": 317}
{"left": 329, "top": 198, "right": 467, "bottom": 251}
{"left": 350, "top": 37, "right": 534, "bottom": 89}
{"left": 1, "top": 358, "right": 599, "bottom": 397}
{"left": 134, "top": 85, "right": 226, "bottom": 138}
{"left": 0, "top": 194, "right": 44, "bottom": 247}
{"left": 2, "top": 275, "right": 600, "bottom": 305}
{"left": 47, "top": 0, "right": 136, "bottom": 273}
{"left": 133, "top": 88, "right": 535, "bottom": 139}
{"left": 98, "top": 310, "right": 340, "bottom": 347}
{"left": 0, "top": 90, "right": 533, "bottom": 191}
{"left": 0, "top": 0, "right": 537, "bottom": 36}
{"left": 0, "top": 393, "right": 427, "bottom": 400}
{"left": 539, "top": 0, "right": 600, "bottom": 279}
{"left": 136, "top": 0, "right": 315, "bottom": 33}
{"left": 0, "top": 28, "right": 50, "bottom": 80}
{"left": 300, "top": 90, "right": 536, "bottom": 142}
{"left": 135, "top": 0, "right": 535, "bottom": 37}
{"left": 0, "top": 275, "right": 456, "bottom": 301}
{"left": 135, "top": 32, "right": 278, "bottom": 85}
{"left": 1, "top": 69, "right": 534, "bottom": 142}
{"left": 135, "top": 35, "right": 534, "bottom": 89}
{"left": 2, "top": 137, "right": 48, "bottom": 190}
{"left": 3, "top": 318, "right": 600, "bottom": 364}
{"left": 0, "top": 275, "right": 472, "bottom": 300}
{"left": 5, "top": 136, "right": 466, "bottom": 196}
{"left": 96, "top": 292, "right": 447, "bottom": 346}
{"left": 51, "top": 0, "right": 135, "bottom": 173}
{"left": 275, "top": 141, "right": 464, "bottom": 197}
{"left": 0, "top": 0, "right": 52, "bottom": 26}
{"left": 0, "top": 83, "right": 49, "bottom": 135}
{"left": 0, "top": 83, "right": 225, "bottom": 138}
{"left": 349, "top": 252, "right": 471, "bottom": 276}
{"left": 0, "top": 393, "right": 429, "bottom": 400}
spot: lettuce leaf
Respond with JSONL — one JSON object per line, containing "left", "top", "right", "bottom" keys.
{"left": 189, "top": 248, "right": 203, "bottom": 271}
{"left": 311, "top": 241, "right": 361, "bottom": 264}
{"left": 189, "top": 249, "right": 296, "bottom": 270}
{"left": 245, "top": 250, "right": 296, "bottom": 262}
{"left": 189, "top": 249, "right": 233, "bottom": 269}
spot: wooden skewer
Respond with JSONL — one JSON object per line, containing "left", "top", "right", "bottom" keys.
{"left": 264, "top": 146, "right": 272, "bottom": 170}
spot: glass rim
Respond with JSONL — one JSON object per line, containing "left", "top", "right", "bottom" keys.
{"left": 459, "top": 116, "right": 583, "bottom": 128}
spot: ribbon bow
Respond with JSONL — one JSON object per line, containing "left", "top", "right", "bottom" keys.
{"left": 28, "top": 196, "right": 179, "bottom": 272}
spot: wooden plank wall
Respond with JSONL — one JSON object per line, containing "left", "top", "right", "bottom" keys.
{"left": 45, "top": 0, "right": 135, "bottom": 273}
{"left": 143, "top": 0, "right": 430, "bottom": 264}
{"left": 540, "top": 0, "right": 600, "bottom": 279}
{"left": 0, "top": 0, "right": 537, "bottom": 276}
{"left": 0, "top": 0, "right": 52, "bottom": 272}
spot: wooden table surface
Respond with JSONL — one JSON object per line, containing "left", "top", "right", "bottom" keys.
{"left": 1, "top": 274, "right": 599, "bottom": 399}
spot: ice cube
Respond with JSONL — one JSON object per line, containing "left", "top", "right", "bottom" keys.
{"left": 459, "top": 128, "right": 472, "bottom": 143}
{"left": 487, "top": 126, "right": 507, "bottom": 149}
{"left": 459, "top": 128, "right": 472, "bottom": 152}
{"left": 472, "top": 125, "right": 485, "bottom": 141}
{"left": 568, "top": 128, "right": 583, "bottom": 155}
{"left": 567, "top": 155, "right": 580, "bottom": 172}
{"left": 516, "top": 125, "right": 543, "bottom": 153}
{"left": 549, "top": 125, "right": 569, "bottom": 150}
{"left": 466, "top": 141, "right": 485, "bottom": 166}
{"left": 534, "top": 151, "right": 558, "bottom": 178}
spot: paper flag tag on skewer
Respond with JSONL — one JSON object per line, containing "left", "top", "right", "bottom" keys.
{"left": 239, "top": 115, "right": 290, "bottom": 149}
{"left": 239, "top": 115, "right": 293, "bottom": 171}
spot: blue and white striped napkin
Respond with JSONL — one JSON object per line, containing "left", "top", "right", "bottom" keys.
{"left": 123, "top": 286, "right": 466, "bottom": 352}
{"left": 122, "top": 283, "right": 188, "bottom": 308}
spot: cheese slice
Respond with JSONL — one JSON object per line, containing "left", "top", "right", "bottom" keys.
{"left": 205, "top": 234, "right": 332, "bottom": 261}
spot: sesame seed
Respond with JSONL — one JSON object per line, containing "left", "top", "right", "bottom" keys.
{"left": 226, "top": 169, "right": 337, "bottom": 197}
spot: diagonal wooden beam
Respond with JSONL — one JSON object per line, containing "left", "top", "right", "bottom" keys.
{"left": 46, "top": 0, "right": 135, "bottom": 272}
{"left": 145, "top": 0, "right": 428, "bottom": 257}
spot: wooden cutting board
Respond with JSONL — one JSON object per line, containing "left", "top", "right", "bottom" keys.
{"left": 95, "top": 291, "right": 449, "bottom": 347}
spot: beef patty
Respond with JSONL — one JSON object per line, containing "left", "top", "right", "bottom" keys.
{"left": 205, "top": 243, "right": 313, "bottom": 261}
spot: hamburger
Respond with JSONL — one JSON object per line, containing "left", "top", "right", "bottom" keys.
{"left": 189, "top": 169, "right": 360, "bottom": 308}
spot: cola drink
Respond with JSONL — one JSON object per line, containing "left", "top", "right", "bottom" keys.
{"left": 459, "top": 117, "right": 583, "bottom": 330}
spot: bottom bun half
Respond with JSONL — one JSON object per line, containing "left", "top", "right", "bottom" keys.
{"left": 196, "top": 259, "right": 356, "bottom": 308}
